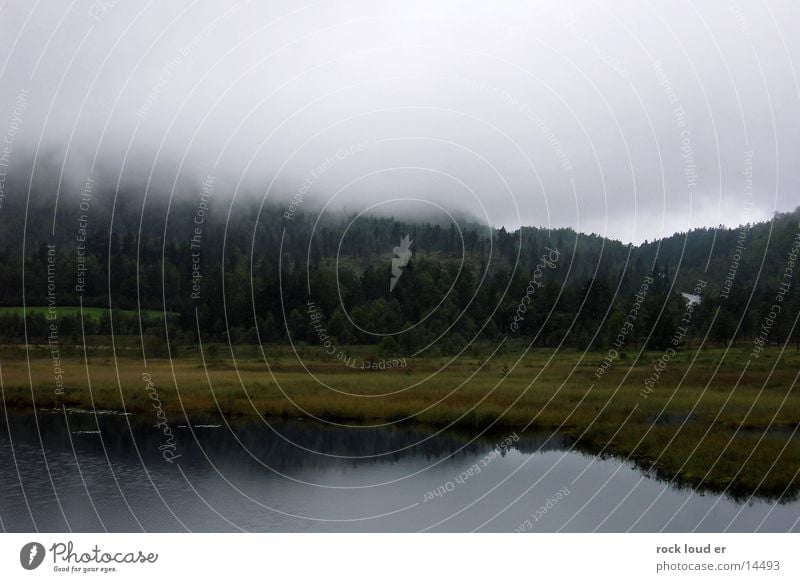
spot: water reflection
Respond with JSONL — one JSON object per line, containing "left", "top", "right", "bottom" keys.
{"left": 0, "top": 410, "right": 797, "bottom": 532}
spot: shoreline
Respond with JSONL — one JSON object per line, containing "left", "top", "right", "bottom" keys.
{"left": 1, "top": 345, "right": 799, "bottom": 500}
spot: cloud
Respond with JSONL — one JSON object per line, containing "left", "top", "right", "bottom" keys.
{"left": 1, "top": 0, "right": 797, "bottom": 242}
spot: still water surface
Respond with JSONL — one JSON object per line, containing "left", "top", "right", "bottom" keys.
{"left": 1, "top": 409, "right": 797, "bottom": 532}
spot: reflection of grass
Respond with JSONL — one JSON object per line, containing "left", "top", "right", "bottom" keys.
{"left": 0, "top": 306, "right": 175, "bottom": 320}
{"left": 2, "top": 344, "right": 799, "bottom": 498}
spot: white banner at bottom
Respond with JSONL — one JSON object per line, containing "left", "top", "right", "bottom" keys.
{"left": 0, "top": 533, "right": 796, "bottom": 581}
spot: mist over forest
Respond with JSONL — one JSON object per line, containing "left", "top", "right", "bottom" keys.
{"left": 2, "top": 163, "right": 798, "bottom": 358}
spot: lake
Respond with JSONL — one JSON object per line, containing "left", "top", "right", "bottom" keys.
{"left": 1, "top": 408, "right": 797, "bottom": 532}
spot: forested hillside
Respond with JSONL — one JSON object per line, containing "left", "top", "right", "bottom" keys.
{"left": 0, "top": 180, "right": 798, "bottom": 354}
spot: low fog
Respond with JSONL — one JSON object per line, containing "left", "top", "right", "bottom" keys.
{"left": 1, "top": 0, "right": 798, "bottom": 242}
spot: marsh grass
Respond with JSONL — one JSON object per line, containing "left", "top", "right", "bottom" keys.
{"left": 1, "top": 344, "right": 798, "bottom": 498}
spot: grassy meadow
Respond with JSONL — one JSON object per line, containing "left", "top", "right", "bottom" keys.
{"left": 0, "top": 306, "right": 175, "bottom": 321}
{"left": 1, "top": 341, "right": 799, "bottom": 498}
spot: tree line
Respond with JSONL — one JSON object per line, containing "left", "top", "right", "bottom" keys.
{"left": 0, "top": 184, "right": 798, "bottom": 355}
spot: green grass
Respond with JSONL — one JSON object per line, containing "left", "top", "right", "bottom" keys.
{"left": 1, "top": 343, "right": 799, "bottom": 499}
{"left": 0, "top": 306, "right": 176, "bottom": 321}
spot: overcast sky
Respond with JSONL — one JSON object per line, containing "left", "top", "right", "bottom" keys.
{"left": 1, "top": 0, "right": 798, "bottom": 243}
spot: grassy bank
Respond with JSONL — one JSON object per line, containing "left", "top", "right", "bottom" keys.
{"left": 1, "top": 343, "right": 799, "bottom": 499}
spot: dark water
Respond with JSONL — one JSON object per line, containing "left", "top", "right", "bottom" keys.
{"left": 1, "top": 409, "right": 798, "bottom": 532}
